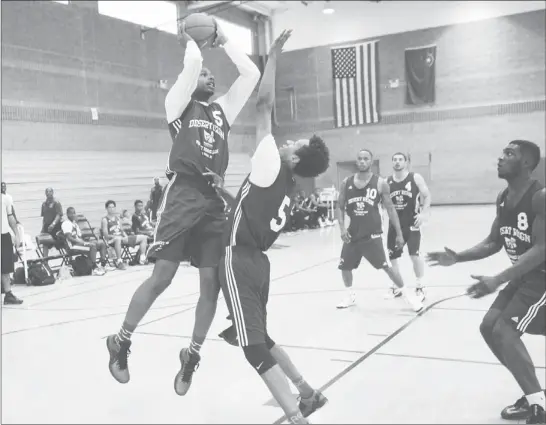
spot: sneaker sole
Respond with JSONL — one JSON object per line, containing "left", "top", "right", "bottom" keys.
{"left": 106, "top": 336, "right": 129, "bottom": 384}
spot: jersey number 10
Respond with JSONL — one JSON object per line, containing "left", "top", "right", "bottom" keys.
{"left": 270, "top": 196, "right": 291, "bottom": 232}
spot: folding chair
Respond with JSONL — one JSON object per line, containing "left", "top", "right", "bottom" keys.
{"left": 77, "top": 214, "right": 116, "bottom": 267}
{"left": 34, "top": 232, "right": 70, "bottom": 271}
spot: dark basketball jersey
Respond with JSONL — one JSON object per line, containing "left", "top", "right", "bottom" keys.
{"left": 167, "top": 100, "right": 231, "bottom": 179}
{"left": 104, "top": 216, "right": 122, "bottom": 236}
{"left": 345, "top": 174, "right": 383, "bottom": 241}
{"left": 498, "top": 180, "right": 545, "bottom": 275}
{"left": 387, "top": 172, "right": 421, "bottom": 228}
{"left": 226, "top": 163, "right": 296, "bottom": 252}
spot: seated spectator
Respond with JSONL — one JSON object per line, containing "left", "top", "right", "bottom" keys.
{"left": 61, "top": 207, "right": 107, "bottom": 276}
{"left": 120, "top": 210, "right": 134, "bottom": 235}
{"left": 309, "top": 189, "right": 332, "bottom": 227}
{"left": 299, "top": 193, "right": 320, "bottom": 229}
{"left": 101, "top": 200, "right": 147, "bottom": 268}
{"left": 132, "top": 200, "right": 154, "bottom": 238}
{"left": 287, "top": 191, "right": 307, "bottom": 232}
{"left": 39, "top": 187, "right": 63, "bottom": 258}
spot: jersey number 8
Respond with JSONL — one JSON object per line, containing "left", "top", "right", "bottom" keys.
{"left": 517, "top": 212, "right": 529, "bottom": 231}
{"left": 270, "top": 196, "right": 291, "bottom": 233}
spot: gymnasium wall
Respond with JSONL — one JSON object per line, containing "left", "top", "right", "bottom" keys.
{"left": 0, "top": 0, "right": 259, "bottom": 154}
{"left": 272, "top": 10, "right": 546, "bottom": 204}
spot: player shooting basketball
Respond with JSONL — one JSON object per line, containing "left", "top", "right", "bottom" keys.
{"left": 106, "top": 16, "right": 260, "bottom": 396}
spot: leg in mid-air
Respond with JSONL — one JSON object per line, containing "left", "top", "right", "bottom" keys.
{"left": 106, "top": 178, "right": 209, "bottom": 384}
{"left": 106, "top": 258, "right": 179, "bottom": 383}
{"left": 174, "top": 213, "right": 225, "bottom": 396}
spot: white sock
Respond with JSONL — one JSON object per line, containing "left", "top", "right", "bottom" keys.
{"left": 526, "top": 391, "right": 546, "bottom": 409}
{"left": 346, "top": 287, "right": 355, "bottom": 297}
{"left": 416, "top": 277, "right": 424, "bottom": 288}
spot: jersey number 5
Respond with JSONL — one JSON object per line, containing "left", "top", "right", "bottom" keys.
{"left": 270, "top": 196, "right": 291, "bottom": 232}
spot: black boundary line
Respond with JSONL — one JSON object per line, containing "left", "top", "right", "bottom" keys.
{"left": 272, "top": 292, "right": 468, "bottom": 424}
{"left": 374, "top": 352, "right": 546, "bottom": 369}
{"left": 2, "top": 258, "right": 339, "bottom": 337}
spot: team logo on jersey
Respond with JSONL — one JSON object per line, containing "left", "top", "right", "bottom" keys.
{"left": 203, "top": 130, "right": 215, "bottom": 148}
{"left": 504, "top": 236, "right": 517, "bottom": 250}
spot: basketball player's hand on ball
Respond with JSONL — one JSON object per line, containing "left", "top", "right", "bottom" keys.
{"left": 340, "top": 228, "right": 351, "bottom": 243}
{"left": 203, "top": 167, "right": 224, "bottom": 189}
{"left": 426, "top": 247, "right": 458, "bottom": 267}
{"left": 269, "top": 29, "right": 293, "bottom": 56}
{"left": 177, "top": 22, "right": 194, "bottom": 48}
{"left": 467, "top": 275, "right": 501, "bottom": 298}
{"left": 211, "top": 18, "right": 228, "bottom": 47}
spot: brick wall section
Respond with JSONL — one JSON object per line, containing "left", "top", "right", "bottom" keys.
{"left": 272, "top": 11, "right": 545, "bottom": 204}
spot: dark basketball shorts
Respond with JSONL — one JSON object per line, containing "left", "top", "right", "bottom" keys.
{"left": 338, "top": 234, "right": 390, "bottom": 270}
{"left": 219, "top": 246, "right": 270, "bottom": 347}
{"left": 1, "top": 232, "right": 15, "bottom": 275}
{"left": 148, "top": 172, "right": 226, "bottom": 268}
{"left": 387, "top": 225, "right": 421, "bottom": 260}
{"left": 490, "top": 275, "right": 546, "bottom": 336}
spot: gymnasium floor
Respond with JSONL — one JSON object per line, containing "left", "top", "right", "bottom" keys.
{"left": 1, "top": 205, "right": 544, "bottom": 424}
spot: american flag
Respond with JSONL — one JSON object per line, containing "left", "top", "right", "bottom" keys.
{"left": 331, "top": 41, "right": 380, "bottom": 128}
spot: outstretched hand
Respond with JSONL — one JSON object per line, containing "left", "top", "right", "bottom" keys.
{"left": 268, "top": 29, "right": 292, "bottom": 56}
{"left": 467, "top": 275, "right": 501, "bottom": 298}
{"left": 426, "top": 247, "right": 458, "bottom": 267}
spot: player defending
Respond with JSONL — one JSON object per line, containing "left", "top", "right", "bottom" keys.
{"left": 387, "top": 152, "right": 431, "bottom": 301}
{"left": 106, "top": 19, "right": 260, "bottom": 393}
{"left": 216, "top": 31, "right": 330, "bottom": 424}
{"left": 427, "top": 140, "right": 545, "bottom": 424}
{"left": 336, "top": 150, "right": 424, "bottom": 312}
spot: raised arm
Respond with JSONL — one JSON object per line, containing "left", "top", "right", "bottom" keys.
{"left": 214, "top": 21, "right": 261, "bottom": 126}
{"left": 165, "top": 26, "right": 203, "bottom": 124}
{"left": 493, "top": 188, "right": 545, "bottom": 284}
{"left": 248, "top": 30, "right": 292, "bottom": 189}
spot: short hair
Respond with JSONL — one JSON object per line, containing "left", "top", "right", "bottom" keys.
{"left": 105, "top": 200, "right": 116, "bottom": 208}
{"left": 294, "top": 135, "right": 330, "bottom": 178}
{"left": 510, "top": 140, "right": 541, "bottom": 170}
{"left": 67, "top": 207, "right": 75, "bottom": 214}
{"left": 358, "top": 149, "right": 373, "bottom": 158}
{"left": 392, "top": 152, "right": 408, "bottom": 161}
{"left": 134, "top": 199, "right": 143, "bottom": 206}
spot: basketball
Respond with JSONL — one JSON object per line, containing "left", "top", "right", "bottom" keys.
{"left": 183, "top": 13, "right": 216, "bottom": 48}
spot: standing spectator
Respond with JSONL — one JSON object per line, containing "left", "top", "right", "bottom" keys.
{"left": 132, "top": 200, "right": 154, "bottom": 238}
{"left": 40, "top": 187, "right": 63, "bottom": 259}
{"left": 149, "top": 177, "right": 163, "bottom": 221}
{"left": 2, "top": 192, "right": 22, "bottom": 305}
{"left": 1, "top": 182, "right": 19, "bottom": 224}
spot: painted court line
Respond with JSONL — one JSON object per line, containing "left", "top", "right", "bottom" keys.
{"left": 272, "top": 291, "right": 469, "bottom": 424}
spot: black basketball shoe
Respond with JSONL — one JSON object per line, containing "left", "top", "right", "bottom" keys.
{"left": 527, "top": 405, "right": 545, "bottom": 424}
{"left": 501, "top": 391, "right": 546, "bottom": 420}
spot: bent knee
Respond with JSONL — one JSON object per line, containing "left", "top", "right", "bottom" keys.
{"left": 480, "top": 308, "right": 502, "bottom": 337}
{"left": 491, "top": 317, "right": 520, "bottom": 343}
{"left": 243, "top": 343, "right": 277, "bottom": 375}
